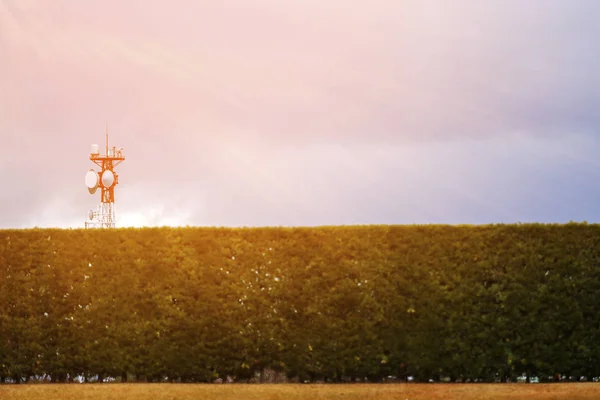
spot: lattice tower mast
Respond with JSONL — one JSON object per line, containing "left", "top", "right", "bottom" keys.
{"left": 84, "top": 126, "right": 125, "bottom": 228}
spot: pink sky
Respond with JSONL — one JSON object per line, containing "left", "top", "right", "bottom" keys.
{"left": 2, "top": 0, "right": 600, "bottom": 228}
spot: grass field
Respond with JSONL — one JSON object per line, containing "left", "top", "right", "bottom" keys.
{"left": 1, "top": 383, "right": 600, "bottom": 400}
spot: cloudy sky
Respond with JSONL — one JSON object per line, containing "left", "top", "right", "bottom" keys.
{"left": 1, "top": 0, "right": 600, "bottom": 228}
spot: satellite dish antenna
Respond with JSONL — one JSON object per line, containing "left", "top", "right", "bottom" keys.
{"left": 101, "top": 170, "right": 115, "bottom": 188}
{"left": 88, "top": 186, "right": 98, "bottom": 195}
{"left": 85, "top": 169, "right": 99, "bottom": 191}
{"left": 88, "top": 210, "right": 94, "bottom": 220}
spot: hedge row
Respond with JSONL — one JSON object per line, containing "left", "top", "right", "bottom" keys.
{"left": 1, "top": 224, "right": 600, "bottom": 383}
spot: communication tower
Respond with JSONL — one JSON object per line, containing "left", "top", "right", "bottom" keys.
{"left": 84, "top": 127, "right": 125, "bottom": 228}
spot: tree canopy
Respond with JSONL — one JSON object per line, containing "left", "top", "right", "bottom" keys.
{"left": 1, "top": 223, "right": 599, "bottom": 383}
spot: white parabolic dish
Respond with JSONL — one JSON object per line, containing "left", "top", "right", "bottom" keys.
{"left": 85, "top": 169, "right": 99, "bottom": 189}
{"left": 101, "top": 170, "right": 115, "bottom": 187}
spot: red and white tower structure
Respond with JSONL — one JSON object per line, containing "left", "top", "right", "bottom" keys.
{"left": 84, "top": 128, "right": 125, "bottom": 228}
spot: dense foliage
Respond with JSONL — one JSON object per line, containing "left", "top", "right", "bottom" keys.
{"left": 1, "top": 223, "right": 600, "bottom": 383}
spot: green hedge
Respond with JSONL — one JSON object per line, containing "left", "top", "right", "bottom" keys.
{"left": 1, "top": 224, "right": 599, "bottom": 383}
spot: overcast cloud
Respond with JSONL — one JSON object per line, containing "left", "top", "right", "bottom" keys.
{"left": 1, "top": 0, "right": 600, "bottom": 228}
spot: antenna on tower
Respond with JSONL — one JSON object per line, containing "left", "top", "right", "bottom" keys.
{"left": 85, "top": 126, "right": 125, "bottom": 229}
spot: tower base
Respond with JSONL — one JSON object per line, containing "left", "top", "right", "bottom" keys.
{"left": 85, "top": 202, "right": 116, "bottom": 228}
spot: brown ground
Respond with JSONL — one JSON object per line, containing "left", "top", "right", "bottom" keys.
{"left": 1, "top": 383, "right": 599, "bottom": 400}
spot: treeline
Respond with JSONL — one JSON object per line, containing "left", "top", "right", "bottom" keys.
{"left": 1, "top": 224, "right": 600, "bottom": 383}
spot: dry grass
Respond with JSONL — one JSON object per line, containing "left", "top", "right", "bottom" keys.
{"left": 1, "top": 383, "right": 600, "bottom": 400}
